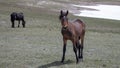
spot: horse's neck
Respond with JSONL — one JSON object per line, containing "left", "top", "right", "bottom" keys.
{"left": 68, "top": 22, "right": 74, "bottom": 30}
{"left": 61, "top": 27, "right": 72, "bottom": 37}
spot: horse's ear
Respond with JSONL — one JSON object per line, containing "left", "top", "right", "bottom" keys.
{"left": 66, "top": 10, "right": 69, "bottom": 16}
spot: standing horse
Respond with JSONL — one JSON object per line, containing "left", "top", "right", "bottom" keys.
{"left": 10, "top": 12, "right": 26, "bottom": 28}
{"left": 59, "top": 10, "right": 85, "bottom": 63}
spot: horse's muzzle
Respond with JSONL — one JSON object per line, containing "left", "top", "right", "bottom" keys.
{"left": 62, "top": 26, "right": 68, "bottom": 30}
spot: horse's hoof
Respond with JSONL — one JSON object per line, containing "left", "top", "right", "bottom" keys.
{"left": 76, "top": 59, "right": 79, "bottom": 64}
{"left": 76, "top": 60, "right": 79, "bottom": 64}
{"left": 12, "top": 26, "right": 14, "bottom": 28}
{"left": 61, "top": 61, "right": 64, "bottom": 63}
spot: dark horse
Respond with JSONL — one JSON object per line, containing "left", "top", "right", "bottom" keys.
{"left": 59, "top": 10, "right": 85, "bottom": 63}
{"left": 10, "top": 12, "right": 26, "bottom": 28}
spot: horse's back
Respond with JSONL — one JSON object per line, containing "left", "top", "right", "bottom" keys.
{"left": 72, "top": 19, "right": 85, "bottom": 36}
{"left": 74, "top": 19, "right": 85, "bottom": 26}
{"left": 10, "top": 12, "right": 24, "bottom": 21}
{"left": 72, "top": 19, "right": 85, "bottom": 29}
{"left": 17, "top": 12, "right": 24, "bottom": 19}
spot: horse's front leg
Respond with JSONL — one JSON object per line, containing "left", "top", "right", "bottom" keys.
{"left": 18, "top": 21, "right": 20, "bottom": 27}
{"left": 61, "top": 38, "right": 67, "bottom": 63}
{"left": 73, "top": 40, "right": 79, "bottom": 63}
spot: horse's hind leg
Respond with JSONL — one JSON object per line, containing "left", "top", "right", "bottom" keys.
{"left": 76, "top": 37, "right": 81, "bottom": 59}
{"left": 77, "top": 41, "right": 81, "bottom": 59}
{"left": 76, "top": 40, "right": 80, "bottom": 58}
{"left": 22, "top": 20, "right": 25, "bottom": 28}
{"left": 73, "top": 40, "right": 79, "bottom": 63}
{"left": 80, "top": 36, "right": 84, "bottom": 60}
{"left": 18, "top": 21, "right": 20, "bottom": 28}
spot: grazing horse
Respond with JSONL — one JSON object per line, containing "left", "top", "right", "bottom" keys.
{"left": 59, "top": 10, "right": 85, "bottom": 63}
{"left": 10, "top": 12, "right": 26, "bottom": 28}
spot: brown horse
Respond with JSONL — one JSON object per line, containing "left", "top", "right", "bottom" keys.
{"left": 59, "top": 10, "right": 85, "bottom": 63}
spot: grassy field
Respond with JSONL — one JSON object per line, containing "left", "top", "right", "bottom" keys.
{"left": 0, "top": 0, "right": 120, "bottom": 68}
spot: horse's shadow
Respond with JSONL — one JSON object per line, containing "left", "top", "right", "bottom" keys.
{"left": 38, "top": 60, "right": 74, "bottom": 68}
